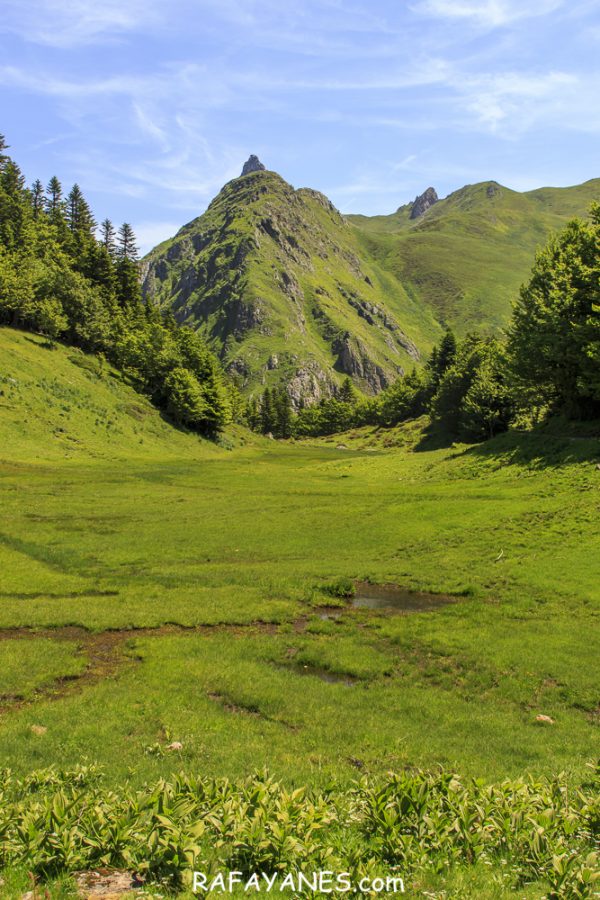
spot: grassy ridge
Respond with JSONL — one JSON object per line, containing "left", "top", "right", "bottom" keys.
{"left": 349, "top": 178, "right": 600, "bottom": 332}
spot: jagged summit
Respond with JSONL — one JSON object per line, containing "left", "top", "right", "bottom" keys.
{"left": 410, "top": 187, "right": 439, "bottom": 219}
{"left": 241, "top": 155, "right": 266, "bottom": 176}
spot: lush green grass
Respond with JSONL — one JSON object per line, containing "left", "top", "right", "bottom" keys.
{"left": 0, "top": 328, "right": 598, "bottom": 895}
{"left": 0, "top": 638, "right": 85, "bottom": 701}
{"left": 1, "top": 329, "right": 598, "bottom": 784}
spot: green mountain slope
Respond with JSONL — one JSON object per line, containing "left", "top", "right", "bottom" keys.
{"left": 349, "top": 178, "right": 600, "bottom": 332}
{"left": 0, "top": 328, "right": 221, "bottom": 461}
{"left": 142, "top": 168, "right": 441, "bottom": 400}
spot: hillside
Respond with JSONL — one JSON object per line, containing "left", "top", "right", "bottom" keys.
{"left": 0, "top": 328, "right": 223, "bottom": 461}
{"left": 142, "top": 164, "right": 441, "bottom": 402}
{"left": 349, "top": 178, "right": 600, "bottom": 332}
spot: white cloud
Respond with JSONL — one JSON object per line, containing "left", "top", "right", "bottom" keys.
{"left": 0, "top": 0, "right": 164, "bottom": 47}
{"left": 455, "top": 70, "right": 581, "bottom": 132}
{"left": 413, "top": 0, "right": 563, "bottom": 28}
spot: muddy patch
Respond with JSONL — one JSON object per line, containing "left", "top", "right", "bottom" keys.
{"left": 352, "top": 581, "right": 457, "bottom": 613}
{"left": 275, "top": 662, "right": 357, "bottom": 686}
{"left": 0, "top": 627, "right": 137, "bottom": 716}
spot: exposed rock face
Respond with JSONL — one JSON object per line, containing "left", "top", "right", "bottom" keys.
{"left": 287, "top": 362, "right": 332, "bottom": 407}
{"left": 410, "top": 187, "right": 439, "bottom": 220}
{"left": 241, "top": 155, "right": 266, "bottom": 176}
{"left": 333, "top": 334, "right": 391, "bottom": 393}
{"left": 486, "top": 183, "right": 501, "bottom": 198}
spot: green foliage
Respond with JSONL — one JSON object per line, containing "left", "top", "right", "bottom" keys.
{"left": 245, "top": 327, "right": 511, "bottom": 442}
{"left": 164, "top": 366, "right": 208, "bottom": 428}
{"left": 0, "top": 136, "right": 230, "bottom": 436}
{"left": 431, "top": 335, "right": 514, "bottom": 438}
{"left": 508, "top": 205, "right": 600, "bottom": 419}
{"left": 321, "top": 577, "right": 356, "bottom": 598}
{"left": 0, "top": 766, "right": 596, "bottom": 895}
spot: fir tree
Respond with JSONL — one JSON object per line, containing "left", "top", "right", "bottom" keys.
{"left": 66, "top": 184, "right": 96, "bottom": 239}
{"left": 100, "top": 219, "right": 117, "bottom": 256}
{"left": 338, "top": 377, "right": 357, "bottom": 404}
{"left": 30, "top": 179, "right": 45, "bottom": 219}
{"left": 0, "top": 134, "right": 9, "bottom": 171}
{"left": 0, "top": 160, "right": 32, "bottom": 249}
{"left": 274, "top": 388, "right": 293, "bottom": 438}
{"left": 117, "top": 222, "right": 139, "bottom": 261}
{"left": 115, "top": 223, "right": 142, "bottom": 311}
{"left": 46, "top": 176, "right": 63, "bottom": 217}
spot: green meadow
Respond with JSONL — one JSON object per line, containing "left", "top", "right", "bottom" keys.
{"left": 0, "top": 328, "right": 598, "bottom": 896}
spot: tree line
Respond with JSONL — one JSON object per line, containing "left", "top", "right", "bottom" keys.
{"left": 247, "top": 204, "right": 600, "bottom": 440}
{"left": 0, "top": 134, "right": 231, "bottom": 436}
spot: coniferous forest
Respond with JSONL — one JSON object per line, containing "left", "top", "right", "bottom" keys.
{"left": 0, "top": 135, "right": 232, "bottom": 437}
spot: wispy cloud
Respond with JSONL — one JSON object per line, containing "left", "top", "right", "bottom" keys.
{"left": 0, "top": 0, "right": 164, "bottom": 47}
{"left": 2, "top": 0, "right": 597, "bottom": 240}
{"left": 413, "top": 0, "right": 564, "bottom": 28}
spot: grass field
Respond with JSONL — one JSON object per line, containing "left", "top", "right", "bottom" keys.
{"left": 0, "top": 328, "right": 598, "bottom": 895}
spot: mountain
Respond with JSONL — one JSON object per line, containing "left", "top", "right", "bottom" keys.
{"left": 142, "top": 158, "right": 441, "bottom": 402}
{"left": 142, "top": 160, "right": 599, "bottom": 399}
{"left": 349, "top": 178, "right": 600, "bottom": 333}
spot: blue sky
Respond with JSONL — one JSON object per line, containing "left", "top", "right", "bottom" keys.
{"left": 1, "top": 0, "right": 599, "bottom": 253}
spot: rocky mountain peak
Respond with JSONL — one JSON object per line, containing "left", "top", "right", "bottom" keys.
{"left": 410, "top": 187, "right": 439, "bottom": 220}
{"left": 241, "top": 155, "right": 266, "bottom": 176}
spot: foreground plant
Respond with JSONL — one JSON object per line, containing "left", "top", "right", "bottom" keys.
{"left": 0, "top": 764, "right": 597, "bottom": 896}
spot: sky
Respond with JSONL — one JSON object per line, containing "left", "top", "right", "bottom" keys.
{"left": 1, "top": 0, "right": 599, "bottom": 253}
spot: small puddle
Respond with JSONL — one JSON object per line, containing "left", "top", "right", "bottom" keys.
{"left": 352, "top": 581, "right": 456, "bottom": 613}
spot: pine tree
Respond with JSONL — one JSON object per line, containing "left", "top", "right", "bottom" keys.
{"left": 100, "top": 219, "right": 117, "bottom": 256}
{"left": 0, "top": 135, "right": 10, "bottom": 172}
{"left": 0, "top": 160, "right": 32, "bottom": 249}
{"left": 46, "top": 176, "right": 63, "bottom": 217}
{"left": 428, "top": 328, "right": 457, "bottom": 389}
{"left": 245, "top": 396, "right": 261, "bottom": 431}
{"left": 45, "top": 176, "right": 68, "bottom": 242}
{"left": 66, "top": 184, "right": 96, "bottom": 238}
{"left": 30, "top": 180, "right": 45, "bottom": 219}
{"left": 115, "top": 223, "right": 142, "bottom": 311}
{"left": 117, "top": 222, "right": 139, "bottom": 261}
{"left": 338, "top": 377, "right": 357, "bottom": 404}
{"left": 275, "top": 388, "right": 293, "bottom": 438}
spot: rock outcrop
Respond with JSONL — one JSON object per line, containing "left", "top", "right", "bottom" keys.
{"left": 241, "top": 155, "right": 266, "bottom": 176}
{"left": 333, "top": 334, "right": 391, "bottom": 393}
{"left": 410, "top": 187, "right": 439, "bottom": 219}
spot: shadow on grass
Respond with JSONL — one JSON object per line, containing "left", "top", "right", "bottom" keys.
{"left": 415, "top": 417, "right": 600, "bottom": 469}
